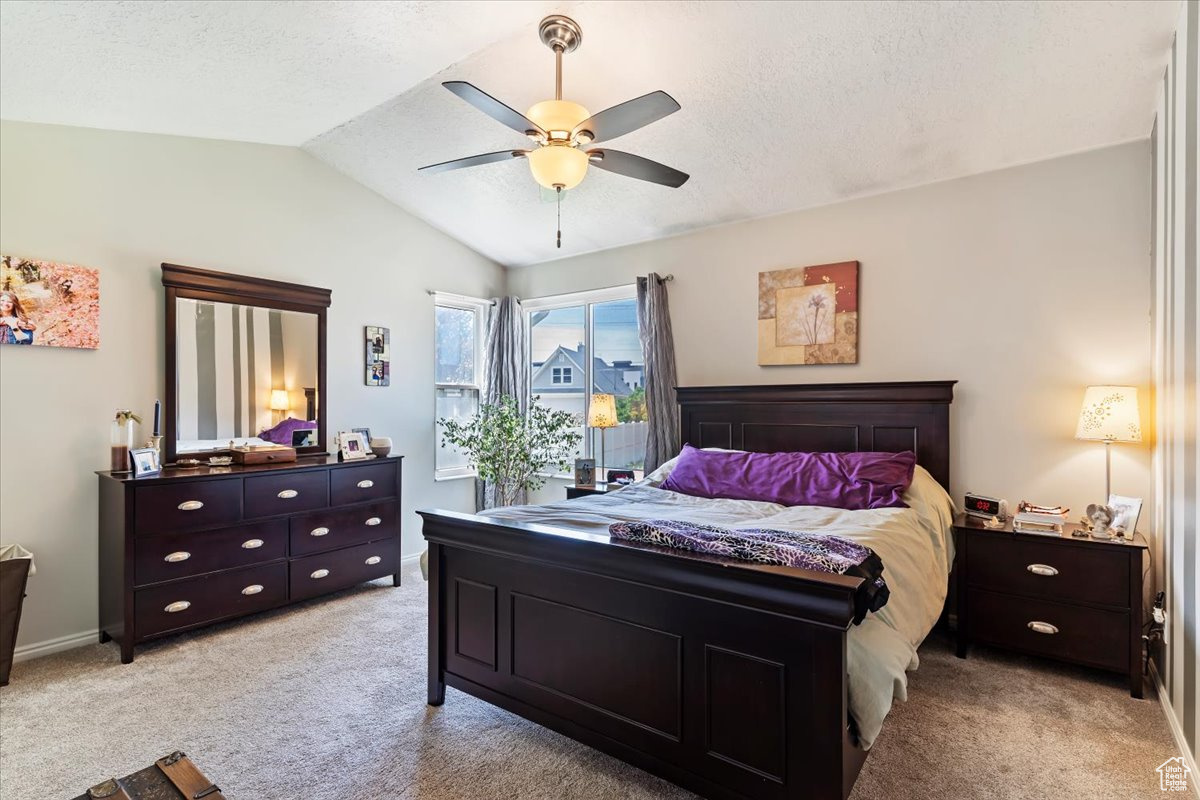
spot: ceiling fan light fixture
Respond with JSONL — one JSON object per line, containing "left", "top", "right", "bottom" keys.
{"left": 526, "top": 99, "right": 591, "bottom": 141}
{"left": 527, "top": 144, "right": 588, "bottom": 190}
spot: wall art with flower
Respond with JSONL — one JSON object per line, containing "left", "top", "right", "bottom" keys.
{"left": 758, "top": 261, "right": 858, "bottom": 365}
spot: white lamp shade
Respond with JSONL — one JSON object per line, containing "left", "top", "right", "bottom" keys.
{"left": 1075, "top": 386, "right": 1142, "bottom": 442}
{"left": 527, "top": 145, "right": 588, "bottom": 190}
{"left": 269, "top": 389, "right": 290, "bottom": 412}
{"left": 587, "top": 394, "right": 619, "bottom": 428}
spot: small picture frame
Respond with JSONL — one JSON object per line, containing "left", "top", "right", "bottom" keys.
{"left": 291, "top": 428, "right": 317, "bottom": 448}
{"left": 1107, "top": 494, "right": 1143, "bottom": 538}
{"left": 130, "top": 447, "right": 161, "bottom": 478}
{"left": 339, "top": 431, "right": 369, "bottom": 461}
{"left": 607, "top": 469, "right": 636, "bottom": 485}
{"left": 352, "top": 427, "right": 373, "bottom": 453}
{"left": 574, "top": 458, "right": 596, "bottom": 488}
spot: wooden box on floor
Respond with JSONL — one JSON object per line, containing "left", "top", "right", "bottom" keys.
{"left": 73, "top": 751, "right": 222, "bottom": 800}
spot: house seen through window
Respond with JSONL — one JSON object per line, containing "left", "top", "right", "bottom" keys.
{"left": 527, "top": 286, "right": 645, "bottom": 478}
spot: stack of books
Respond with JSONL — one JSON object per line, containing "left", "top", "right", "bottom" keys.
{"left": 1012, "top": 502, "right": 1069, "bottom": 536}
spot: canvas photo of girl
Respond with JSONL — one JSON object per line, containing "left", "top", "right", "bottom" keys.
{"left": 0, "top": 291, "right": 36, "bottom": 345}
{"left": 0, "top": 255, "right": 100, "bottom": 349}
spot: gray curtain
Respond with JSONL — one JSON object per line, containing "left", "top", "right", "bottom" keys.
{"left": 637, "top": 274, "right": 680, "bottom": 472}
{"left": 479, "top": 296, "right": 529, "bottom": 509}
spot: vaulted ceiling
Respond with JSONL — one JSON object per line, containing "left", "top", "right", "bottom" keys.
{"left": 0, "top": 1, "right": 1181, "bottom": 267}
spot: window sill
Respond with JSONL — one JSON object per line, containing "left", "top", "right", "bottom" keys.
{"left": 434, "top": 473, "right": 477, "bottom": 482}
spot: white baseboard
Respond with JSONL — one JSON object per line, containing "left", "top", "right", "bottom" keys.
{"left": 1150, "top": 662, "right": 1200, "bottom": 798}
{"left": 400, "top": 551, "right": 423, "bottom": 566}
{"left": 12, "top": 629, "right": 98, "bottom": 664}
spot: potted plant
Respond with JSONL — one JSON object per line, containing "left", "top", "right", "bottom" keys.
{"left": 439, "top": 395, "right": 582, "bottom": 508}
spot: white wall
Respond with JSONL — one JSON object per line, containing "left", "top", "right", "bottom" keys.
{"left": 0, "top": 121, "right": 504, "bottom": 652}
{"left": 510, "top": 143, "right": 1155, "bottom": 519}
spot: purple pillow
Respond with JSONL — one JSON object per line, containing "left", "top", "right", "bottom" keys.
{"left": 660, "top": 445, "right": 916, "bottom": 510}
{"left": 258, "top": 416, "right": 316, "bottom": 445}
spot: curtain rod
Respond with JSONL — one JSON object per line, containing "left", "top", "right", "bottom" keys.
{"left": 427, "top": 275, "right": 673, "bottom": 304}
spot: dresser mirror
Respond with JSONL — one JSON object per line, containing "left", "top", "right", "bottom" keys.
{"left": 162, "top": 263, "right": 330, "bottom": 463}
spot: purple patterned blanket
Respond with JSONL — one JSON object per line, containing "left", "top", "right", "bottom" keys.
{"left": 608, "top": 519, "right": 889, "bottom": 623}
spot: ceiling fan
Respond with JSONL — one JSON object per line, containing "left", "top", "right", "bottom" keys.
{"left": 419, "top": 14, "right": 688, "bottom": 248}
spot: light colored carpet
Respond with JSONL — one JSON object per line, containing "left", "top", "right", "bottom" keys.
{"left": 0, "top": 562, "right": 1180, "bottom": 800}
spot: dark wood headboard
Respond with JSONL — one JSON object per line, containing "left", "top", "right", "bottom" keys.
{"left": 676, "top": 381, "right": 956, "bottom": 490}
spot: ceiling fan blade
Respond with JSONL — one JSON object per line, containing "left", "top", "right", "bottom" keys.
{"left": 587, "top": 149, "right": 689, "bottom": 188}
{"left": 443, "top": 81, "right": 546, "bottom": 138}
{"left": 573, "top": 91, "right": 680, "bottom": 144}
{"left": 418, "top": 150, "right": 528, "bottom": 173}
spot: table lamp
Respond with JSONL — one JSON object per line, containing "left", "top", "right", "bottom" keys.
{"left": 1075, "top": 385, "right": 1142, "bottom": 498}
{"left": 270, "top": 389, "right": 290, "bottom": 424}
{"left": 587, "top": 393, "right": 619, "bottom": 482}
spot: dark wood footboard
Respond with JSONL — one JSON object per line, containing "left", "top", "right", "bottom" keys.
{"left": 421, "top": 509, "right": 868, "bottom": 800}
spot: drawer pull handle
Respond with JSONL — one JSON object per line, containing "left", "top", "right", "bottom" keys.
{"left": 365, "top": 556, "right": 382, "bottom": 565}
{"left": 1027, "top": 621, "right": 1059, "bottom": 635}
{"left": 241, "top": 539, "right": 264, "bottom": 549}
{"left": 164, "top": 601, "right": 191, "bottom": 614}
{"left": 357, "top": 479, "right": 375, "bottom": 489}
{"left": 1026, "top": 564, "right": 1059, "bottom": 577}
{"left": 310, "top": 568, "right": 330, "bottom": 580}
{"left": 277, "top": 489, "right": 299, "bottom": 499}
{"left": 310, "top": 527, "right": 330, "bottom": 537}
{"left": 365, "top": 517, "right": 382, "bottom": 527}
{"left": 177, "top": 500, "right": 204, "bottom": 511}
{"left": 164, "top": 551, "right": 191, "bottom": 563}
{"left": 241, "top": 584, "right": 264, "bottom": 596}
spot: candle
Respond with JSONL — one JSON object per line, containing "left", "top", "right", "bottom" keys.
{"left": 153, "top": 399, "right": 161, "bottom": 437}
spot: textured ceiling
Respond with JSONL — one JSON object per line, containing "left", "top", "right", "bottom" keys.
{"left": 1, "top": 1, "right": 1181, "bottom": 267}
{"left": 0, "top": 0, "right": 568, "bottom": 144}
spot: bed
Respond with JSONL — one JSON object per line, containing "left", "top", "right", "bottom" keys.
{"left": 419, "top": 381, "right": 956, "bottom": 800}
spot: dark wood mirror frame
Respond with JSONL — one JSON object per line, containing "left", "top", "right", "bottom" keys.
{"left": 162, "top": 263, "right": 331, "bottom": 464}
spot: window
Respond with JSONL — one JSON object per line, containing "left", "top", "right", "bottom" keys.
{"left": 526, "top": 285, "right": 644, "bottom": 478}
{"left": 434, "top": 293, "right": 489, "bottom": 479}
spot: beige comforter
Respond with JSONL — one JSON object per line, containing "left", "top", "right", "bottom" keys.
{"left": 480, "top": 463, "right": 956, "bottom": 749}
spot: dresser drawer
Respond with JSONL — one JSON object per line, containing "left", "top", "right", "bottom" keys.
{"left": 134, "top": 479, "right": 242, "bottom": 535}
{"left": 967, "top": 588, "right": 1129, "bottom": 672}
{"left": 289, "top": 540, "right": 397, "bottom": 602}
{"left": 289, "top": 502, "right": 396, "bottom": 557}
{"left": 967, "top": 535, "right": 1129, "bottom": 608}
{"left": 244, "top": 470, "right": 328, "bottom": 518}
{"left": 134, "top": 519, "right": 287, "bottom": 586}
{"left": 134, "top": 562, "right": 287, "bottom": 638}
{"left": 330, "top": 461, "right": 398, "bottom": 506}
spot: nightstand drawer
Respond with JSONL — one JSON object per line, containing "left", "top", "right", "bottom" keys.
{"left": 967, "top": 535, "right": 1129, "bottom": 608}
{"left": 968, "top": 588, "right": 1129, "bottom": 672}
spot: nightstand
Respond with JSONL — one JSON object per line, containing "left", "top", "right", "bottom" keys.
{"left": 565, "top": 483, "right": 614, "bottom": 499}
{"left": 954, "top": 514, "right": 1148, "bottom": 698}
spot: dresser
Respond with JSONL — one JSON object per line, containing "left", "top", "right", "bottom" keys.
{"left": 98, "top": 455, "right": 402, "bottom": 663}
{"left": 954, "top": 514, "right": 1147, "bottom": 697}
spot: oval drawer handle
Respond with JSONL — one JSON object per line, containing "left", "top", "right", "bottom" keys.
{"left": 242, "top": 539, "right": 264, "bottom": 549}
{"left": 164, "top": 601, "right": 191, "bottom": 613}
{"left": 241, "top": 584, "right": 264, "bottom": 596}
{"left": 1027, "top": 621, "right": 1059, "bottom": 635}
{"left": 177, "top": 500, "right": 204, "bottom": 512}
{"left": 1026, "top": 564, "right": 1059, "bottom": 577}
{"left": 163, "top": 551, "right": 191, "bottom": 563}
{"left": 277, "top": 489, "right": 299, "bottom": 499}
{"left": 365, "top": 517, "right": 382, "bottom": 527}
{"left": 357, "top": 479, "right": 375, "bottom": 489}
{"left": 310, "top": 527, "right": 330, "bottom": 537}
{"left": 310, "top": 568, "right": 330, "bottom": 579}
{"left": 365, "top": 555, "right": 382, "bottom": 565}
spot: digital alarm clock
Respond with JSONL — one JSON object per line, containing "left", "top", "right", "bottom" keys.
{"left": 964, "top": 492, "right": 1008, "bottom": 520}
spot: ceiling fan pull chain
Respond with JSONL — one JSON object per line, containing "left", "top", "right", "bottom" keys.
{"left": 556, "top": 185, "right": 562, "bottom": 248}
